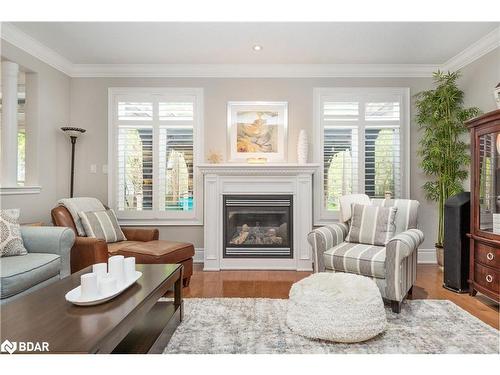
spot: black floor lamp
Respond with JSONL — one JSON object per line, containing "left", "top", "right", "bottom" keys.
{"left": 61, "top": 126, "right": 86, "bottom": 198}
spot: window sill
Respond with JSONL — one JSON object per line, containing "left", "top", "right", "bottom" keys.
{"left": 0, "top": 186, "right": 42, "bottom": 195}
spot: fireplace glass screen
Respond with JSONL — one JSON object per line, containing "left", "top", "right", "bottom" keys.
{"left": 223, "top": 195, "right": 293, "bottom": 258}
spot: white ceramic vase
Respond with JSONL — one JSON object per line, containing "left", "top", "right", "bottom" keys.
{"left": 297, "top": 129, "right": 308, "bottom": 164}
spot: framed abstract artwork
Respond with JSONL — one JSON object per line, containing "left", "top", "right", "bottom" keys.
{"left": 227, "top": 101, "right": 288, "bottom": 162}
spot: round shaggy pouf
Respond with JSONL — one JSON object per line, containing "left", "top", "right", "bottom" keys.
{"left": 286, "top": 273, "right": 387, "bottom": 343}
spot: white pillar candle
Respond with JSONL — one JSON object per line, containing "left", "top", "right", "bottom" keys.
{"left": 98, "top": 274, "right": 118, "bottom": 295}
{"left": 108, "top": 255, "right": 125, "bottom": 286}
{"left": 92, "top": 263, "right": 107, "bottom": 280}
{"left": 80, "top": 273, "right": 98, "bottom": 300}
{"left": 123, "top": 257, "right": 136, "bottom": 283}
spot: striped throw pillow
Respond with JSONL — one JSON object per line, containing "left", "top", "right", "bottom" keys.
{"left": 346, "top": 204, "right": 397, "bottom": 246}
{"left": 79, "top": 209, "right": 127, "bottom": 243}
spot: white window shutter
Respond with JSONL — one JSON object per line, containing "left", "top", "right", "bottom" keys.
{"left": 117, "top": 125, "right": 154, "bottom": 211}
{"left": 110, "top": 88, "right": 203, "bottom": 224}
{"left": 319, "top": 91, "right": 407, "bottom": 214}
{"left": 158, "top": 98, "right": 195, "bottom": 212}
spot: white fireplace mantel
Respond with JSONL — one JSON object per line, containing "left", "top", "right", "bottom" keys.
{"left": 198, "top": 163, "right": 319, "bottom": 271}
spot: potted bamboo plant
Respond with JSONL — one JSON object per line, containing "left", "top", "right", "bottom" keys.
{"left": 416, "top": 71, "right": 480, "bottom": 267}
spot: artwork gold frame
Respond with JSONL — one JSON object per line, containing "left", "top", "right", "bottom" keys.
{"left": 227, "top": 101, "right": 288, "bottom": 162}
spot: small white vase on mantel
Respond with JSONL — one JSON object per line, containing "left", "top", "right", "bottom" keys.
{"left": 297, "top": 129, "right": 308, "bottom": 164}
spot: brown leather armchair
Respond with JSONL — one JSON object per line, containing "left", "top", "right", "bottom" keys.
{"left": 51, "top": 206, "right": 194, "bottom": 286}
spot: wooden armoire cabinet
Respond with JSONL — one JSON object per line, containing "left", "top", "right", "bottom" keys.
{"left": 467, "top": 109, "right": 500, "bottom": 302}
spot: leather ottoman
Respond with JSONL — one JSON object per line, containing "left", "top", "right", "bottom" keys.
{"left": 108, "top": 240, "right": 195, "bottom": 287}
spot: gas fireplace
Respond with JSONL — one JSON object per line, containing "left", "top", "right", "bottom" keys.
{"left": 223, "top": 195, "right": 293, "bottom": 258}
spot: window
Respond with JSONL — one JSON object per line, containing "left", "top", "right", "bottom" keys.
{"left": 313, "top": 88, "right": 409, "bottom": 223}
{"left": 0, "top": 69, "right": 26, "bottom": 185}
{"left": 109, "top": 88, "right": 203, "bottom": 225}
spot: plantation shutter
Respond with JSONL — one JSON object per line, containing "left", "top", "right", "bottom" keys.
{"left": 364, "top": 101, "right": 401, "bottom": 199}
{"left": 117, "top": 101, "right": 154, "bottom": 211}
{"left": 322, "top": 102, "right": 359, "bottom": 211}
{"left": 321, "top": 94, "right": 404, "bottom": 211}
{"left": 158, "top": 100, "right": 195, "bottom": 211}
{"left": 112, "top": 89, "right": 202, "bottom": 223}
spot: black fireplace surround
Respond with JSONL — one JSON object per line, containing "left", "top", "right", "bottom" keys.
{"left": 223, "top": 195, "right": 293, "bottom": 258}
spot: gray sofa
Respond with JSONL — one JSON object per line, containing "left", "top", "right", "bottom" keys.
{"left": 0, "top": 226, "right": 75, "bottom": 304}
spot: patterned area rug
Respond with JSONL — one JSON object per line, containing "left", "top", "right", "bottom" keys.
{"left": 164, "top": 298, "right": 499, "bottom": 354}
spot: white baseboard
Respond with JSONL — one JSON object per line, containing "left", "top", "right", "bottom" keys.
{"left": 194, "top": 248, "right": 204, "bottom": 263}
{"left": 418, "top": 248, "right": 437, "bottom": 264}
{"left": 195, "top": 247, "right": 437, "bottom": 265}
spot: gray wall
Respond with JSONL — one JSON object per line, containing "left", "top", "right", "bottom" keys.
{"left": 2, "top": 40, "right": 498, "bottom": 253}
{"left": 0, "top": 41, "right": 71, "bottom": 223}
{"left": 69, "top": 76, "right": 437, "bottom": 248}
{"left": 460, "top": 48, "right": 499, "bottom": 111}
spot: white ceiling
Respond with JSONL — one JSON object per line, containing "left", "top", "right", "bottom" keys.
{"left": 9, "top": 22, "right": 499, "bottom": 65}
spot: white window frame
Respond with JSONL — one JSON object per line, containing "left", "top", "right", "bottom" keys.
{"left": 0, "top": 67, "right": 41, "bottom": 196}
{"left": 313, "top": 87, "right": 410, "bottom": 225}
{"left": 108, "top": 87, "right": 204, "bottom": 226}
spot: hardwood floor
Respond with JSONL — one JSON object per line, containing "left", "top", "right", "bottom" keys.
{"left": 184, "top": 264, "right": 499, "bottom": 329}
{"left": 411, "top": 265, "right": 499, "bottom": 329}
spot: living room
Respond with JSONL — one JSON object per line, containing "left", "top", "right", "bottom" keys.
{"left": 1, "top": 0, "right": 499, "bottom": 371}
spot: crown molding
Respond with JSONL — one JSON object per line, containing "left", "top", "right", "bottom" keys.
{"left": 1, "top": 22, "right": 498, "bottom": 78}
{"left": 70, "top": 63, "right": 438, "bottom": 78}
{"left": 1, "top": 22, "right": 73, "bottom": 76}
{"left": 441, "top": 26, "right": 500, "bottom": 72}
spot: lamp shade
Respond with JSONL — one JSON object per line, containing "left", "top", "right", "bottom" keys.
{"left": 61, "top": 126, "right": 86, "bottom": 138}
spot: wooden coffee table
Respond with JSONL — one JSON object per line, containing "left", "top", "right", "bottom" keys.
{"left": 0, "top": 264, "right": 183, "bottom": 354}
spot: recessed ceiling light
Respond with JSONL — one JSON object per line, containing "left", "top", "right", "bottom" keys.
{"left": 253, "top": 45, "right": 263, "bottom": 51}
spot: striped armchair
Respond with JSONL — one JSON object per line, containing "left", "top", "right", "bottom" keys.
{"left": 308, "top": 196, "right": 424, "bottom": 313}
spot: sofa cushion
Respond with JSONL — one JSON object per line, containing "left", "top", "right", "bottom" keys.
{"left": 113, "top": 240, "right": 195, "bottom": 264}
{"left": 371, "top": 199, "right": 420, "bottom": 235}
{"left": 1, "top": 209, "right": 28, "bottom": 257}
{"left": 346, "top": 204, "right": 397, "bottom": 246}
{"left": 79, "top": 209, "right": 126, "bottom": 243}
{"left": 107, "top": 241, "right": 143, "bottom": 254}
{"left": 0, "top": 253, "right": 60, "bottom": 299}
{"left": 57, "top": 197, "right": 106, "bottom": 236}
{"left": 323, "top": 242, "right": 386, "bottom": 279}
{"left": 338, "top": 194, "right": 371, "bottom": 223}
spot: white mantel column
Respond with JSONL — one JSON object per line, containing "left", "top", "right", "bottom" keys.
{"left": 1, "top": 61, "right": 19, "bottom": 187}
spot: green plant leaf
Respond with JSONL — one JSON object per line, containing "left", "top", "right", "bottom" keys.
{"left": 415, "top": 70, "right": 481, "bottom": 247}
